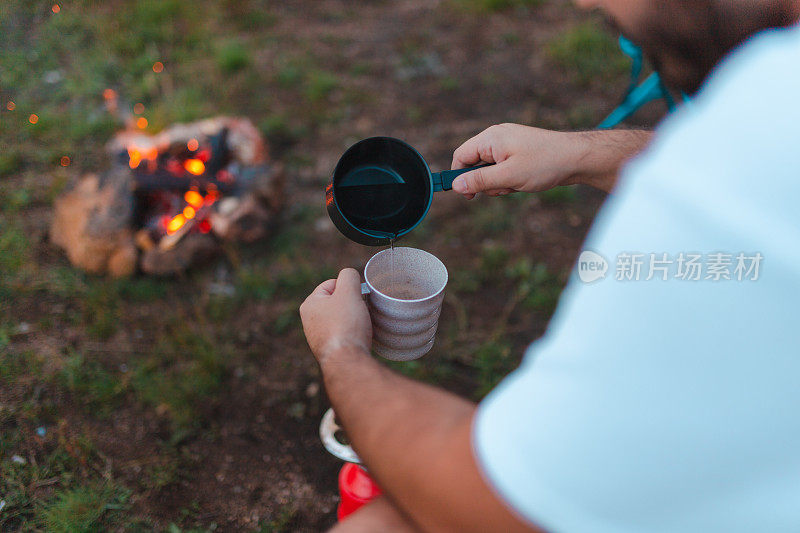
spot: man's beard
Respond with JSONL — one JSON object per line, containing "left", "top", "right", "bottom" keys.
{"left": 610, "top": 2, "right": 800, "bottom": 95}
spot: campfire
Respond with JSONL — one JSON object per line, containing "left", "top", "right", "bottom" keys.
{"left": 51, "top": 116, "right": 284, "bottom": 276}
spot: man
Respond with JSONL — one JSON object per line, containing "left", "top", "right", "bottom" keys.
{"left": 301, "top": 1, "right": 800, "bottom": 531}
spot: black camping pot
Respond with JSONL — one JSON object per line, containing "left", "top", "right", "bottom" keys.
{"left": 326, "top": 136, "right": 489, "bottom": 246}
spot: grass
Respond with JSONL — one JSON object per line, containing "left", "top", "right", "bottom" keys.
{"left": 452, "top": 0, "right": 544, "bottom": 12}
{"left": 547, "top": 20, "right": 630, "bottom": 85}
{"left": 35, "top": 483, "right": 130, "bottom": 533}
{"left": 216, "top": 40, "right": 252, "bottom": 73}
{"left": 58, "top": 352, "right": 125, "bottom": 417}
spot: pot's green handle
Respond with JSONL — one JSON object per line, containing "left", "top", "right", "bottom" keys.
{"left": 432, "top": 163, "right": 493, "bottom": 192}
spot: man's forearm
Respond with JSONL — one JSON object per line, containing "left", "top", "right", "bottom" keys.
{"left": 565, "top": 129, "right": 653, "bottom": 192}
{"left": 321, "top": 346, "right": 537, "bottom": 533}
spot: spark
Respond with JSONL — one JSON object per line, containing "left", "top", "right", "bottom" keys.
{"left": 28, "top": 114, "right": 39, "bottom": 124}
{"left": 60, "top": 156, "right": 70, "bottom": 166}
{"left": 152, "top": 61, "right": 164, "bottom": 73}
{"left": 136, "top": 117, "right": 148, "bottom": 129}
{"left": 187, "top": 138, "right": 199, "bottom": 151}
{"left": 52, "top": 4, "right": 60, "bottom": 13}
{"left": 6, "top": 101, "right": 15, "bottom": 111}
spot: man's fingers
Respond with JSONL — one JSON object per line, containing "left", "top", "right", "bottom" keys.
{"left": 310, "top": 278, "right": 337, "bottom": 297}
{"left": 451, "top": 134, "right": 485, "bottom": 170}
{"left": 334, "top": 268, "right": 362, "bottom": 296}
{"left": 451, "top": 128, "right": 499, "bottom": 170}
{"left": 451, "top": 164, "right": 506, "bottom": 195}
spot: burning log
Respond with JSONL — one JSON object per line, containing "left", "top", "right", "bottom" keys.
{"left": 51, "top": 116, "right": 284, "bottom": 277}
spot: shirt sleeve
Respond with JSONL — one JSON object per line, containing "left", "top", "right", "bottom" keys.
{"left": 472, "top": 24, "right": 800, "bottom": 533}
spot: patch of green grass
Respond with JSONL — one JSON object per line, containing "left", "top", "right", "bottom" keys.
{"left": 260, "top": 114, "right": 306, "bottom": 146}
{"left": 473, "top": 339, "right": 514, "bottom": 398}
{"left": 438, "top": 75, "right": 460, "bottom": 91}
{"left": 0, "top": 149, "right": 23, "bottom": 177}
{"left": 236, "top": 266, "right": 277, "bottom": 300}
{"left": 480, "top": 243, "right": 510, "bottom": 277}
{"left": 58, "top": 352, "right": 125, "bottom": 417}
{"left": 131, "top": 325, "right": 227, "bottom": 437}
{"left": 538, "top": 185, "right": 577, "bottom": 205}
{"left": 547, "top": 20, "right": 629, "bottom": 85}
{"left": 83, "top": 282, "right": 120, "bottom": 340}
{"left": 0, "top": 349, "right": 43, "bottom": 385}
{"left": 35, "top": 483, "right": 130, "bottom": 533}
{"left": 0, "top": 221, "right": 29, "bottom": 277}
{"left": 452, "top": 0, "right": 543, "bottom": 12}
{"left": 304, "top": 70, "right": 339, "bottom": 103}
{"left": 216, "top": 40, "right": 252, "bottom": 73}
{"left": 505, "top": 258, "right": 564, "bottom": 314}
{"left": 257, "top": 505, "right": 299, "bottom": 532}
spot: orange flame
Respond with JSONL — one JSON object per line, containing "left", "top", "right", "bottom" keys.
{"left": 183, "top": 206, "right": 196, "bottom": 219}
{"left": 167, "top": 213, "right": 186, "bottom": 234}
{"left": 183, "top": 158, "right": 205, "bottom": 175}
{"left": 184, "top": 190, "right": 204, "bottom": 208}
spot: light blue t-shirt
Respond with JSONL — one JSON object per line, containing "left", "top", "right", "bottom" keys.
{"left": 474, "top": 24, "right": 800, "bottom": 533}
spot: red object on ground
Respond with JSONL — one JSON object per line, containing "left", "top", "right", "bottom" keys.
{"left": 338, "top": 462, "right": 383, "bottom": 520}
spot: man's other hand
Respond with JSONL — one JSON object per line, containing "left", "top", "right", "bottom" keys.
{"left": 451, "top": 123, "right": 652, "bottom": 196}
{"left": 451, "top": 123, "right": 583, "bottom": 199}
{"left": 300, "top": 268, "right": 372, "bottom": 365}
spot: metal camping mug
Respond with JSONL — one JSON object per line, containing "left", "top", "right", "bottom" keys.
{"left": 327, "top": 136, "right": 490, "bottom": 246}
{"left": 359, "top": 247, "right": 448, "bottom": 361}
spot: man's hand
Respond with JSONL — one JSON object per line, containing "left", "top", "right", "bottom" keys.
{"left": 300, "top": 268, "right": 372, "bottom": 365}
{"left": 451, "top": 123, "right": 652, "bottom": 196}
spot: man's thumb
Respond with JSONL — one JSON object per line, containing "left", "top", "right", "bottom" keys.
{"left": 452, "top": 165, "right": 500, "bottom": 194}
{"left": 335, "top": 268, "right": 362, "bottom": 295}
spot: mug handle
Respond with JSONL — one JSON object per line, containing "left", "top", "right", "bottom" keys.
{"left": 431, "top": 163, "right": 493, "bottom": 192}
{"left": 319, "top": 408, "right": 361, "bottom": 464}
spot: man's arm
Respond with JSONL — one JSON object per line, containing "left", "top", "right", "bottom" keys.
{"left": 300, "top": 269, "right": 541, "bottom": 533}
{"left": 450, "top": 124, "right": 653, "bottom": 196}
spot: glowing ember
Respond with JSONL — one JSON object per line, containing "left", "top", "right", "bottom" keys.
{"left": 136, "top": 117, "right": 148, "bottom": 129}
{"left": 28, "top": 114, "right": 39, "bottom": 124}
{"left": 184, "top": 190, "right": 204, "bottom": 208}
{"left": 167, "top": 213, "right": 186, "bottom": 234}
{"left": 133, "top": 102, "right": 145, "bottom": 114}
{"left": 52, "top": 4, "right": 60, "bottom": 13}
{"left": 183, "top": 158, "right": 205, "bottom": 175}
{"left": 187, "top": 138, "right": 199, "bottom": 151}
{"left": 128, "top": 149, "right": 141, "bottom": 169}
{"left": 6, "top": 101, "right": 15, "bottom": 111}
{"left": 60, "top": 156, "right": 71, "bottom": 167}
{"left": 152, "top": 62, "right": 164, "bottom": 73}
{"left": 183, "top": 206, "right": 196, "bottom": 219}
